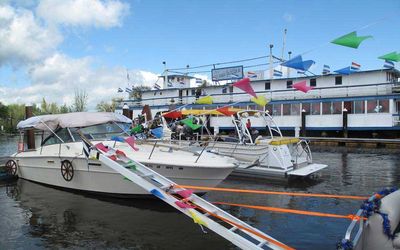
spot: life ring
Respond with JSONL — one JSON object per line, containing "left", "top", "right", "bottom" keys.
{"left": 5, "top": 160, "right": 18, "bottom": 176}
{"left": 61, "top": 160, "right": 74, "bottom": 182}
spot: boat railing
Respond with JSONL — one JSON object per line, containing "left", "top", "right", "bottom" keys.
{"left": 293, "top": 140, "right": 313, "bottom": 166}
{"left": 343, "top": 209, "right": 365, "bottom": 247}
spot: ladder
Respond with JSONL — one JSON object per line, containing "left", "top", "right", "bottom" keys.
{"left": 80, "top": 134, "right": 293, "bottom": 250}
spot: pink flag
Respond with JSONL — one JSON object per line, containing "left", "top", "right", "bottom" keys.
{"left": 95, "top": 143, "right": 109, "bottom": 152}
{"left": 176, "top": 189, "right": 193, "bottom": 198}
{"left": 115, "top": 149, "right": 126, "bottom": 157}
{"left": 175, "top": 201, "right": 195, "bottom": 209}
{"left": 232, "top": 78, "right": 257, "bottom": 97}
{"left": 108, "top": 155, "right": 117, "bottom": 161}
{"left": 292, "top": 80, "right": 314, "bottom": 93}
{"left": 125, "top": 136, "right": 139, "bottom": 151}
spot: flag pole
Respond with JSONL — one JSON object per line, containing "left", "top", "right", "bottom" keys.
{"left": 269, "top": 44, "right": 274, "bottom": 79}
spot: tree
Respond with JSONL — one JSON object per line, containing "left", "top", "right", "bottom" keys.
{"left": 130, "top": 85, "right": 151, "bottom": 100}
{"left": 96, "top": 97, "right": 122, "bottom": 112}
{"left": 72, "top": 89, "right": 88, "bottom": 112}
{"left": 59, "top": 104, "right": 70, "bottom": 113}
{"left": 0, "top": 102, "right": 8, "bottom": 119}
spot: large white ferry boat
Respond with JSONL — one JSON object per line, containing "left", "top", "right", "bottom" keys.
{"left": 116, "top": 69, "right": 400, "bottom": 138}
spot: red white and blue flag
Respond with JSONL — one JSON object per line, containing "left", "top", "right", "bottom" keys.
{"left": 350, "top": 62, "right": 361, "bottom": 71}
{"left": 322, "top": 65, "right": 330, "bottom": 75}
{"left": 247, "top": 71, "right": 257, "bottom": 78}
{"left": 383, "top": 60, "right": 394, "bottom": 69}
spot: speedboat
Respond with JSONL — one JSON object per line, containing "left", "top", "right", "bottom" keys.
{"left": 159, "top": 109, "right": 327, "bottom": 179}
{"left": 6, "top": 112, "right": 237, "bottom": 197}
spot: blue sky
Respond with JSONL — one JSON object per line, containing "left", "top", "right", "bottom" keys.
{"left": 0, "top": 0, "right": 399, "bottom": 107}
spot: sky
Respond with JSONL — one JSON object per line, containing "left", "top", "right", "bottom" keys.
{"left": 0, "top": 0, "right": 399, "bottom": 109}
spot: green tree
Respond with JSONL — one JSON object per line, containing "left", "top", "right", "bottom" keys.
{"left": 96, "top": 97, "right": 122, "bottom": 112}
{"left": 59, "top": 104, "right": 70, "bottom": 113}
{"left": 130, "top": 85, "right": 151, "bottom": 100}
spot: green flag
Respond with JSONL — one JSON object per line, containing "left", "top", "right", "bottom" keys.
{"left": 131, "top": 125, "right": 143, "bottom": 134}
{"left": 331, "top": 31, "right": 372, "bottom": 49}
{"left": 181, "top": 118, "right": 202, "bottom": 130}
{"left": 378, "top": 52, "right": 400, "bottom": 62}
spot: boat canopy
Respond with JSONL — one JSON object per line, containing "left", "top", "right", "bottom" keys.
{"left": 17, "top": 112, "right": 132, "bottom": 131}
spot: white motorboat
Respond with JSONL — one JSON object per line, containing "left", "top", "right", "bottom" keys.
{"left": 159, "top": 109, "right": 327, "bottom": 179}
{"left": 5, "top": 112, "right": 237, "bottom": 197}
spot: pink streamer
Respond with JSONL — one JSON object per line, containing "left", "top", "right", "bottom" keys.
{"left": 232, "top": 78, "right": 257, "bottom": 97}
{"left": 125, "top": 136, "right": 139, "bottom": 151}
{"left": 292, "top": 80, "right": 314, "bottom": 93}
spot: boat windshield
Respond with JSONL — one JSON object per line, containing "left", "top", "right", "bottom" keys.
{"left": 41, "top": 122, "right": 130, "bottom": 146}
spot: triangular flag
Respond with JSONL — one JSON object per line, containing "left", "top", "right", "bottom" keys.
{"left": 124, "top": 136, "right": 139, "bottom": 151}
{"left": 281, "top": 55, "right": 315, "bottom": 71}
{"left": 111, "top": 136, "right": 125, "bottom": 142}
{"left": 216, "top": 106, "right": 236, "bottom": 116}
{"left": 94, "top": 143, "right": 109, "bottom": 153}
{"left": 181, "top": 118, "right": 202, "bottom": 130}
{"left": 108, "top": 155, "right": 117, "bottom": 161}
{"left": 176, "top": 189, "right": 193, "bottom": 198}
{"left": 331, "top": 31, "right": 372, "bottom": 49}
{"left": 334, "top": 66, "right": 353, "bottom": 75}
{"left": 150, "top": 127, "right": 163, "bottom": 139}
{"left": 150, "top": 189, "right": 165, "bottom": 199}
{"left": 131, "top": 125, "right": 143, "bottom": 134}
{"left": 250, "top": 95, "right": 268, "bottom": 107}
{"left": 163, "top": 111, "right": 183, "bottom": 119}
{"left": 378, "top": 52, "right": 400, "bottom": 62}
{"left": 189, "top": 210, "right": 208, "bottom": 227}
{"left": 115, "top": 149, "right": 127, "bottom": 157}
{"left": 175, "top": 201, "right": 196, "bottom": 209}
{"left": 194, "top": 96, "right": 213, "bottom": 105}
{"left": 232, "top": 78, "right": 257, "bottom": 97}
{"left": 292, "top": 80, "right": 314, "bottom": 93}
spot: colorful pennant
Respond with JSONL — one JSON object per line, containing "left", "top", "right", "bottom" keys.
{"left": 194, "top": 96, "right": 213, "bottom": 105}
{"left": 181, "top": 118, "right": 202, "bottom": 130}
{"left": 334, "top": 66, "right": 353, "bottom": 75}
{"left": 150, "top": 127, "right": 163, "bottom": 139}
{"left": 281, "top": 55, "right": 315, "bottom": 71}
{"left": 383, "top": 60, "right": 395, "bottom": 69}
{"left": 331, "top": 31, "right": 372, "bottom": 49}
{"left": 111, "top": 136, "right": 125, "bottom": 142}
{"left": 95, "top": 143, "right": 109, "bottom": 153}
{"left": 292, "top": 80, "right": 314, "bottom": 93}
{"left": 150, "top": 189, "right": 165, "bottom": 199}
{"left": 176, "top": 189, "right": 194, "bottom": 198}
{"left": 175, "top": 201, "right": 195, "bottom": 209}
{"left": 189, "top": 210, "right": 208, "bottom": 227}
{"left": 232, "top": 78, "right": 257, "bottom": 97}
{"left": 125, "top": 136, "right": 139, "bottom": 151}
{"left": 216, "top": 106, "right": 236, "bottom": 116}
{"left": 131, "top": 125, "right": 143, "bottom": 134}
{"left": 163, "top": 111, "right": 183, "bottom": 119}
{"left": 378, "top": 52, "right": 400, "bottom": 62}
{"left": 250, "top": 95, "right": 268, "bottom": 107}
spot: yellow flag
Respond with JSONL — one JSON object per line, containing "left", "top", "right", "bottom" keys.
{"left": 189, "top": 210, "right": 208, "bottom": 227}
{"left": 195, "top": 96, "right": 213, "bottom": 105}
{"left": 250, "top": 95, "right": 269, "bottom": 107}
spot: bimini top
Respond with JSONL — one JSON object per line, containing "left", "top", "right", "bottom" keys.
{"left": 17, "top": 112, "right": 132, "bottom": 131}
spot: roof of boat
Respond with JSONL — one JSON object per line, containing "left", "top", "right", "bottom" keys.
{"left": 17, "top": 112, "right": 132, "bottom": 131}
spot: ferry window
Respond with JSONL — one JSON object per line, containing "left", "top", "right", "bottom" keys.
{"left": 229, "top": 85, "right": 233, "bottom": 93}
{"left": 191, "top": 89, "right": 196, "bottom": 95}
{"left": 302, "top": 103, "right": 310, "bottom": 115}
{"left": 222, "top": 87, "right": 227, "bottom": 94}
{"left": 291, "top": 103, "right": 300, "bottom": 115}
{"left": 322, "top": 102, "right": 331, "bottom": 114}
{"left": 379, "top": 100, "right": 389, "bottom": 113}
{"left": 248, "top": 105, "right": 257, "bottom": 110}
{"left": 335, "top": 76, "right": 342, "bottom": 85}
{"left": 367, "top": 100, "right": 378, "bottom": 113}
{"left": 286, "top": 80, "right": 293, "bottom": 89}
{"left": 266, "top": 104, "right": 273, "bottom": 114}
{"left": 310, "top": 78, "right": 317, "bottom": 87}
{"left": 272, "top": 104, "right": 281, "bottom": 116}
{"left": 332, "top": 102, "right": 342, "bottom": 114}
{"left": 353, "top": 100, "right": 365, "bottom": 114}
{"left": 311, "top": 102, "right": 320, "bottom": 115}
{"left": 282, "top": 104, "right": 291, "bottom": 115}
{"left": 265, "top": 81, "right": 271, "bottom": 90}
{"left": 159, "top": 92, "right": 162, "bottom": 95}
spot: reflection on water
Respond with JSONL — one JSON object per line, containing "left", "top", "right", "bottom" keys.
{"left": 0, "top": 139, "right": 399, "bottom": 249}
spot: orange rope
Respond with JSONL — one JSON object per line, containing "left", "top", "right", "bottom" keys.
{"left": 192, "top": 203, "right": 296, "bottom": 250}
{"left": 213, "top": 202, "right": 366, "bottom": 221}
{"left": 175, "top": 185, "right": 368, "bottom": 200}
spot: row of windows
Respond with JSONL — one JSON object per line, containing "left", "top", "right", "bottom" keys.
{"left": 266, "top": 99, "right": 389, "bottom": 116}
{"left": 264, "top": 76, "right": 342, "bottom": 90}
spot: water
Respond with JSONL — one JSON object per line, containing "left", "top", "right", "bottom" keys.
{"left": 0, "top": 136, "right": 399, "bottom": 249}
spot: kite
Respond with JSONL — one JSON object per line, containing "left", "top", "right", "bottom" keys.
{"left": 378, "top": 52, "right": 400, "bottom": 62}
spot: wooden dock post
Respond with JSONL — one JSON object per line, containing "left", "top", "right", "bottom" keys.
{"left": 301, "top": 109, "right": 307, "bottom": 137}
{"left": 25, "top": 105, "right": 35, "bottom": 149}
{"left": 342, "top": 108, "right": 348, "bottom": 138}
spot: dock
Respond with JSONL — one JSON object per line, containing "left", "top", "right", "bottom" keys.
{"left": 302, "top": 137, "right": 400, "bottom": 149}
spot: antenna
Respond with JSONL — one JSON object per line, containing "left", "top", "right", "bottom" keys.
{"left": 269, "top": 44, "right": 274, "bottom": 79}
{"left": 280, "top": 29, "right": 287, "bottom": 75}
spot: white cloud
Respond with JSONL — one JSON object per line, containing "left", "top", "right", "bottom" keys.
{"left": 0, "top": 5, "right": 62, "bottom": 66}
{"left": 0, "top": 53, "right": 160, "bottom": 110}
{"left": 36, "top": 0, "right": 130, "bottom": 28}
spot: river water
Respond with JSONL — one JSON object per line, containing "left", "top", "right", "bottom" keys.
{"left": 0, "top": 136, "right": 399, "bottom": 250}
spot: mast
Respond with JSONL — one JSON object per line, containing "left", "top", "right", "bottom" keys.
{"left": 281, "top": 29, "right": 287, "bottom": 76}
{"left": 269, "top": 44, "right": 274, "bottom": 79}
{"left": 163, "top": 61, "right": 168, "bottom": 88}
